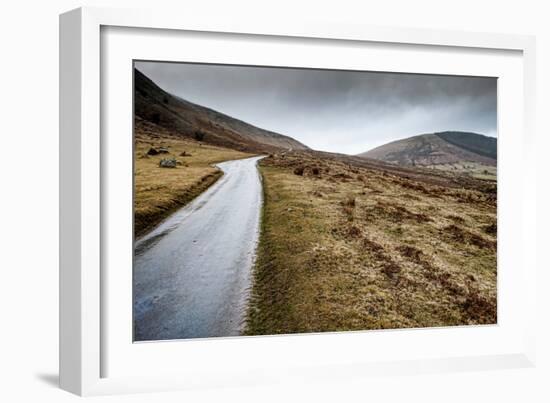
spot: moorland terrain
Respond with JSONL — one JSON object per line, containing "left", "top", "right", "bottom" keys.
{"left": 134, "top": 68, "right": 497, "bottom": 334}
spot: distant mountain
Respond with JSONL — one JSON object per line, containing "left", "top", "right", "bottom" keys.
{"left": 134, "top": 69, "right": 308, "bottom": 153}
{"left": 358, "top": 131, "right": 497, "bottom": 167}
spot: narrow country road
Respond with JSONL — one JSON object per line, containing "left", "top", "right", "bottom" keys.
{"left": 133, "top": 156, "right": 264, "bottom": 341}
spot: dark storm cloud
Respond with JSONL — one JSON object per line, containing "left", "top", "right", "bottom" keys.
{"left": 135, "top": 61, "right": 497, "bottom": 154}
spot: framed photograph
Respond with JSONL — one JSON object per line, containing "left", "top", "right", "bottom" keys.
{"left": 60, "top": 7, "right": 537, "bottom": 396}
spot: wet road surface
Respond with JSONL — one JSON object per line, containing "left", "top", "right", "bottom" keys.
{"left": 133, "top": 156, "right": 264, "bottom": 341}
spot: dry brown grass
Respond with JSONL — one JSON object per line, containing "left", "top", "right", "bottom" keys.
{"left": 134, "top": 121, "right": 252, "bottom": 237}
{"left": 245, "top": 151, "right": 497, "bottom": 335}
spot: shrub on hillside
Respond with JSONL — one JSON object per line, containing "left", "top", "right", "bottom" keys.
{"left": 194, "top": 130, "right": 206, "bottom": 141}
{"left": 293, "top": 166, "right": 305, "bottom": 176}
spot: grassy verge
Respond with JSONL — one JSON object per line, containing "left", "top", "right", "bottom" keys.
{"left": 134, "top": 122, "right": 252, "bottom": 237}
{"left": 245, "top": 152, "right": 497, "bottom": 335}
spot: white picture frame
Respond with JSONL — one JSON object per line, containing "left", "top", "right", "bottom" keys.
{"left": 59, "top": 6, "right": 537, "bottom": 396}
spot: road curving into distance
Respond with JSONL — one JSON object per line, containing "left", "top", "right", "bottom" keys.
{"left": 133, "top": 156, "right": 264, "bottom": 341}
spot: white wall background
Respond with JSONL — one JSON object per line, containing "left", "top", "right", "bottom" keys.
{"left": 0, "top": 0, "right": 548, "bottom": 401}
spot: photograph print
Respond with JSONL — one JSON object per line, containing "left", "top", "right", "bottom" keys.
{"left": 133, "top": 61, "right": 497, "bottom": 342}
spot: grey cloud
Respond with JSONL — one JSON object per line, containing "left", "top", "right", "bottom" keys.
{"left": 135, "top": 61, "right": 497, "bottom": 154}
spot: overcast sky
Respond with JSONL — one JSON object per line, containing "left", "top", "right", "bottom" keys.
{"left": 135, "top": 61, "right": 497, "bottom": 155}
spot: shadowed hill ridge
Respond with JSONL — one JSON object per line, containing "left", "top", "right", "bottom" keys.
{"left": 134, "top": 68, "right": 309, "bottom": 153}
{"left": 434, "top": 131, "right": 496, "bottom": 160}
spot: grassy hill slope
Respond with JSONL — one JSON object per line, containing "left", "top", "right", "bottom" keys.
{"left": 134, "top": 69, "right": 308, "bottom": 153}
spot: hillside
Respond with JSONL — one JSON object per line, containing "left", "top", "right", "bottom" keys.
{"left": 134, "top": 69, "right": 308, "bottom": 153}
{"left": 359, "top": 132, "right": 496, "bottom": 167}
